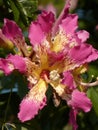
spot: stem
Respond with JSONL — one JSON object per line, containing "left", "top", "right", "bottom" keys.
{"left": 4, "top": 87, "right": 13, "bottom": 123}
{"left": 2, "top": 124, "right": 4, "bottom": 130}
{"left": 78, "top": 79, "right": 98, "bottom": 87}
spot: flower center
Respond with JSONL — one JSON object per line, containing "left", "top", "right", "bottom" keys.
{"left": 49, "top": 70, "right": 60, "bottom": 81}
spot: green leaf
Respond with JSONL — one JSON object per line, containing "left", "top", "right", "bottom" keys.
{"left": 88, "top": 87, "right": 98, "bottom": 116}
{"left": 0, "top": 0, "right": 3, "bottom": 6}
{"left": 17, "top": 75, "right": 28, "bottom": 99}
{"left": 0, "top": 74, "right": 15, "bottom": 90}
{"left": 15, "top": 123, "right": 34, "bottom": 130}
{"left": 0, "top": 101, "right": 5, "bottom": 105}
{"left": 9, "top": 0, "right": 20, "bottom": 22}
{"left": 19, "top": 0, "right": 38, "bottom": 17}
{"left": 5, "top": 123, "right": 16, "bottom": 129}
{"left": 88, "top": 65, "right": 98, "bottom": 77}
{"left": 0, "top": 70, "right": 4, "bottom": 77}
{"left": 12, "top": 0, "right": 29, "bottom": 26}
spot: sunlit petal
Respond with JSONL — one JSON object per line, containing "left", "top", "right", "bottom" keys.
{"left": 18, "top": 79, "right": 47, "bottom": 122}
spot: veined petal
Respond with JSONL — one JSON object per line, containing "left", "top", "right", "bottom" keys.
{"left": 62, "top": 71, "right": 76, "bottom": 90}
{"left": 2, "top": 19, "right": 24, "bottom": 44}
{"left": 69, "top": 109, "right": 78, "bottom": 130}
{"left": 48, "top": 50, "right": 65, "bottom": 66}
{"left": 69, "top": 43, "right": 98, "bottom": 65}
{"left": 68, "top": 90, "right": 92, "bottom": 112}
{"left": 18, "top": 79, "right": 47, "bottom": 122}
{"left": 60, "top": 14, "right": 78, "bottom": 35}
{"left": 7, "top": 54, "right": 26, "bottom": 73}
{"left": 76, "top": 30, "right": 89, "bottom": 42}
{"left": 29, "top": 11, "right": 55, "bottom": 47}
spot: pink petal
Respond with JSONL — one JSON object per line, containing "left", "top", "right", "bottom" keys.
{"left": 86, "top": 47, "right": 98, "bottom": 62}
{"left": 68, "top": 90, "right": 92, "bottom": 112}
{"left": 62, "top": 71, "right": 76, "bottom": 90}
{"left": 69, "top": 109, "right": 78, "bottom": 130}
{"left": 0, "top": 55, "right": 26, "bottom": 75}
{"left": 46, "top": 4, "right": 56, "bottom": 16}
{"left": 18, "top": 79, "right": 47, "bottom": 122}
{"left": 0, "top": 58, "right": 13, "bottom": 75}
{"left": 52, "top": 0, "right": 71, "bottom": 36}
{"left": 48, "top": 50, "right": 65, "bottom": 66}
{"left": 29, "top": 21, "right": 45, "bottom": 46}
{"left": 18, "top": 96, "right": 46, "bottom": 122}
{"left": 37, "top": 11, "right": 55, "bottom": 33}
{"left": 76, "top": 30, "right": 89, "bottom": 42}
{"left": 0, "top": 29, "right": 14, "bottom": 49}
{"left": 69, "top": 43, "right": 98, "bottom": 65}
{"left": 29, "top": 11, "right": 54, "bottom": 46}
{"left": 7, "top": 54, "right": 26, "bottom": 73}
{"left": 2, "top": 19, "right": 24, "bottom": 44}
{"left": 60, "top": 14, "right": 78, "bottom": 35}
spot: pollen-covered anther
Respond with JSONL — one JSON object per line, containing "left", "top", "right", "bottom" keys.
{"left": 49, "top": 70, "right": 60, "bottom": 81}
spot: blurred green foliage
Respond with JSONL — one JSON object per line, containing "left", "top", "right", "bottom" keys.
{"left": 0, "top": 0, "right": 98, "bottom": 130}
{"left": 0, "top": 0, "right": 38, "bottom": 28}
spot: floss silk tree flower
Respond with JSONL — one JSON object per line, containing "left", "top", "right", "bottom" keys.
{"left": 0, "top": 0, "right": 98, "bottom": 129}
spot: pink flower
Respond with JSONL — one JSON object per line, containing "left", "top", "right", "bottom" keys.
{"left": 0, "top": 0, "right": 98, "bottom": 129}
